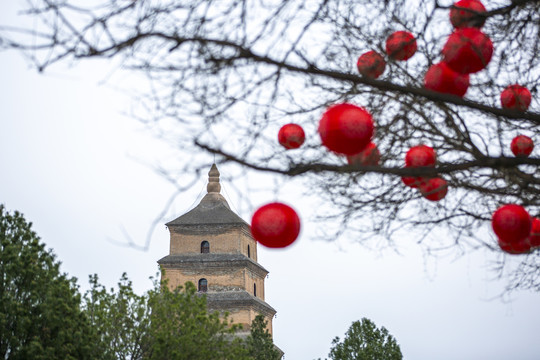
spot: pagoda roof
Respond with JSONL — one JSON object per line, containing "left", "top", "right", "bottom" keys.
{"left": 166, "top": 164, "right": 248, "bottom": 227}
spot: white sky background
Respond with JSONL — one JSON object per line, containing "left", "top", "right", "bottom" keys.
{"left": 2, "top": 2, "right": 540, "bottom": 360}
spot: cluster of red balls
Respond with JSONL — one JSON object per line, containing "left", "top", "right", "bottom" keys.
{"left": 425, "top": 0, "right": 533, "bottom": 113}
{"left": 401, "top": 145, "right": 448, "bottom": 201}
{"left": 359, "top": 0, "right": 533, "bottom": 112}
{"left": 492, "top": 205, "right": 540, "bottom": 254}
{"left": 252, "top": 0, "right": 535, "bottom": 250}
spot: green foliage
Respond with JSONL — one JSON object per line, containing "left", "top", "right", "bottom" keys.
{"left": 83, "top": 273, "right": 151, "bottom": 360}
{"left": 0, "top": 205, "right": 95, "bottom": 360}
{"left": 325, "top": 318, "right": 402, "bottom": 360}
{"left": 246, "top": 315, "right": 281, "bottom": 360}
{"left": 145, "top": 280, "right": 249, "bottom": 360}
{"left": 83, "top": 275, "right": 255, "bottom": 360}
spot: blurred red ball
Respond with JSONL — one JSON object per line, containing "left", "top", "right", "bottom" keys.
{"left": 510, "top": 135, "right": 534, "bottom": 157}
{"left": 498, "top": 237, "right": 531, "bottom": 255}
{"left": 526, "top": 217, "right": 540, "bottom": 248}
{"left": 500, "top": 85, "right": 531, "bottom": 111}
{"left": 347, "top": 142, "right": 381, "bottom": 166}
{"left": 385, "top": 31, "right": 417, "bottom": 61}
{"left": 251, "top": 202, "right": 300, "bottom": 248}
{"left": 492, "top": 204, "right": 531, "bottom": 245}
{"left": 442, "top": 28, "right": 493, "bottom": 74}
{"left": 357, "top": 51, "right": 386, "bottom": 79}
{"left": 405, "top": 145, "right": 437, "bottom": 167}
{"left": 419, "top": 177, "right": 448, "bottom": 201}
{"left": 318, "top": 103, "right": 374, "bottom": 156}
{"left": 450, "top": 0, "right": 486, "bottom": 29}
{"left": 402, "top": 145, "right": 436, "bottom": 188}
{"left": 278, "top": 123, "right": 305, "bottom": 149}
{"left": 424, "top": 62, "right": 469, "bottom": 97}
{"left": 401, "top": 175, "right": 424, "bottom": 188}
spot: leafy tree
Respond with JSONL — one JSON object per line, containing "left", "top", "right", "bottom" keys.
{"left": 83, "top": 275, "right": 255, "bottom": 360}
{"left": 246, "top": 315, "right": 282, "bottom": 360}
{"left": 323, "top": 318, "right": 402, "bottom": 360}
{"left": 83, "top": 273, "right": 151, "bottom": 360}
{"left": 0, "top": 205, "right": 96, "bottom": 360}
{"left": 1, "top": 0, "right": 539, "bottom": 291}
{"left": 83, "top": 277, "right": 282, "bottom": 360}
{"left": 144, "top": 280, "right": 250, "bottom": 360}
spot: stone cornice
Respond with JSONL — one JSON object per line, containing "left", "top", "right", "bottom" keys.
{"left": 204, "top": 291, "right": 277, "bottom": 317}
{"left": 158, "top": 253, "right": 269, "bottom": 277}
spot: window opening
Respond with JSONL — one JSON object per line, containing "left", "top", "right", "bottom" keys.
{"left": 254, "top": 283, "right": 257, "bottom": 297}
{"left": 198, "top": 278, "right": 208, "bottom": 292}
{"left": 247, "top": 244, "right": 251, "bottom": 258}
{"left": 201, "top": 241, "right": 210, "bottom": 254}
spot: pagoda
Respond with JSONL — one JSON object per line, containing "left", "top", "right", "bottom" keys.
{"left": 158, "top": 164, "right": 277, "bottom": 336}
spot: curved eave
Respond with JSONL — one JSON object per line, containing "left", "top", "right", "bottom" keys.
{"left": 204, "top": 291, "right": 277, "bottom": 317}
{"left": 158, "top": 253, "right": 269, "bottom": 277}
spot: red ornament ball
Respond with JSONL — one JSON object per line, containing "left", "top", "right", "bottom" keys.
{"left": 357, "top": 51, "right": 386, "bottom": 79}
{"left": 347, "top": 142, "right": 381, "bottom": 166}
{"left": 402, "top": 145, "right": 436, "bottom": 188}
{"left": 500, "top": 85, "right": 532, "bottom": 111}
{"left": 385, "top": 31, "right": 417, "bottom": 61}
{"left": 424, "top": 62, "right": 469, "bottom": 97}
{"left": 419, "top": 177, "right": 448, "bottom": 201}
{"left": 318, "top": 103, "right": 374, "bottom": 156}
{"left": 278, "top": 123, "right": 305, "bottom": 149}
{"left": 401, "top": 175, "right": 424, "bottom": 188}
{"left": 405, "top": 145, "right": 437, "bottom": 168}
{"left": 492, "top": 204, "right": 531, "bottom": 245}
{"left": 510, "top": 135, "right": 534, "bottom": 158}
{"left": 450, "top": 0, "right": 487, "bottom": 29}
{"left": 498, "top": 237, "right": 531, "bottom": 255}
{"left": 525, "top": 217, "right": 540, "bottom": 248}
{"left": 251, "top": 202, "right": 300, "bottom": 248}
{"left": 442, "top": 28, "right": 493, "bottom": 74}
{"left": 527, "top": 217, "right": 540, "bottom": 248}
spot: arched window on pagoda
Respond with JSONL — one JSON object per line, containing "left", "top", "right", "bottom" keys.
{"left": 198, "top": 278, "right": 208, "bottom": 292}
{"left": 201, "top": 241, "right": 210, "bottom": 254}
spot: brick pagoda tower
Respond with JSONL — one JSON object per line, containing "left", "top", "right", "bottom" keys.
{"left": 158, "top": 164, "right": 277, "bottom": 336}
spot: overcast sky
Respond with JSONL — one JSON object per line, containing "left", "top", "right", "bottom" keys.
{"left": 2, "top": 3, "right": 540, "bottom": 360}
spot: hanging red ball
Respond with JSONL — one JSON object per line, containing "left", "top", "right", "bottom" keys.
{"left": 498, "top": 237, "right": 531, "bottom": 255}
{"left": 510, "top": 135, "right": 534, "bottom": 158}
{"left": 357, "top": 51, "right": 386, "bottom": 79}
{"left": 318, "top": 103, "right": 374, "bottom": 156}
{"left": 347, "top": 142, "right": 381, "bottom": 166}
{"left": 500, "top": 85, "right": 532, "bottom": 111}
{"left": 402, "top": 145, "right": 436, "bottom": 187}
{"left": 419, "top": 177, "right": 448, "bottom": 201}
{"left": 424, "top": 62, "right": 469, "bottom": 97}
{"left": 526, "top": 217, "right": 540, "bottom": 248}
{"left": 278, "top": 123, "right": 305, "bottom": 149}
{"left": 401, "top": 175, "right": 424, "bottom": 188}
{"left": 450, "top": 0, "right": 487, "bottom": 29}
{"left": 385, "top": 31, "right": 417, "bottom": 61}
{"left": 442, "top": 28, "right": 493, "bottom": 74}
{"left": 405, "top": 145, "right": 437, "bottom": 167}
{"left": 251, "top": 202, "right": 301, "bottom": 248}
{"left": 492, "top": 204, "right": 531, "bottom": 245}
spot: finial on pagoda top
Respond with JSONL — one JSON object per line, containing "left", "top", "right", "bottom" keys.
{"left": 207, "top": 164, "right": 221, "bottom": 194}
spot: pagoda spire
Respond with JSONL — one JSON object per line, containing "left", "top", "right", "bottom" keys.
{"left": 207, "top": 164, "right": 221, "bottom": 194}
